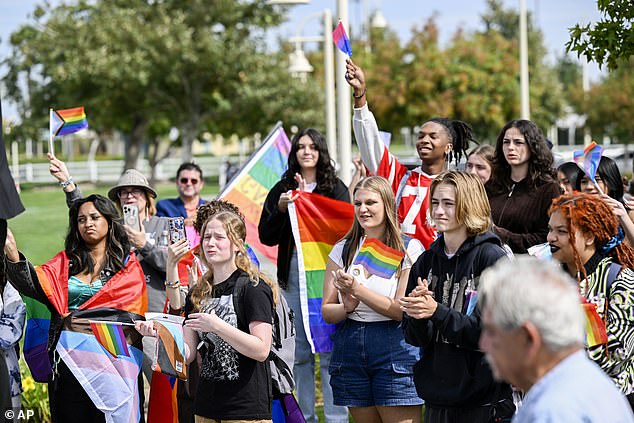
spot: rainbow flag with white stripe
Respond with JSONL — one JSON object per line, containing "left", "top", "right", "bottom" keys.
{"left": 288, "top": 192, "right": 354, "bottom": 353}
{"left": 220, "top": 123, "right": 291, "bottom": 264}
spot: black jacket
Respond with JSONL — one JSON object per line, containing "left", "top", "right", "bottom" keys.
{"left": 258, "top": 179, "right": 349, "bottom": 289}
{"left": 402, "top": 231, "right": 512, "bottom": 408}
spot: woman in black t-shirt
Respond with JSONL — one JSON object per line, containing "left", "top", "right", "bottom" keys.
{"left": 139, "top": 209, "right": 276, "bottom": 421}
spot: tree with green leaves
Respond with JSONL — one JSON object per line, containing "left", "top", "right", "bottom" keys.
{"left": 567, "top": 0, "right": 634, "bottom": 71}
{"left": 3, "top": 0, "right": 322, "bottom": 176}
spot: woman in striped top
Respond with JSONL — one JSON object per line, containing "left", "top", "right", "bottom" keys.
{"left": 547, "top": 193, "right": 634, "bottom": 409}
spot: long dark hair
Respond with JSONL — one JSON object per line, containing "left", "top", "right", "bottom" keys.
{"left": 574, "top": 156, "right": 624, "bottom": 201}
{"left": 490, "top": 120, "right": 555, "bottom": 192}
{"left": 281, "top": 128, "right": 338, "bottom": 196}
{"left": 65, "top": 194, "right": 130, "bottom": 277}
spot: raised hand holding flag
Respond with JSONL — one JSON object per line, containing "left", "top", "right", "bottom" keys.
{"left": 332, "top": 21, "right": 352, "bottom": 57}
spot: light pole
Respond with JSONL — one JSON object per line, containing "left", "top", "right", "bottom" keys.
{"left": 519, "top": 0, "right": 530, "bottom": 120}
{"left": 287, "top": 10, "right": 338, "bottom": 163}
{"left": 335, "top": 0, "right": 352, "bottom": 184}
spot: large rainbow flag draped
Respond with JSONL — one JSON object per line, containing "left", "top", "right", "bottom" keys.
{"left": 573, "top": 141, "right": 604, "bottom": 185}
{"left": 220, "top": 123, "right": 291, "bottom": 264}
{"left": 29, "top": 251, "right": 147, "bottom": 423}
{"left": 50, "top": 106, "right": 89, "bottom": 137}
{"left": 288, "top": 192, "right": 354, "bottom": 353}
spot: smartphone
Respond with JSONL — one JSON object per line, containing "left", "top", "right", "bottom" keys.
{"left": 168, "top": 217, "right": 187, "bottom": 245}
{"left": 122, "top": 204, "right": 141, "bottom": 231}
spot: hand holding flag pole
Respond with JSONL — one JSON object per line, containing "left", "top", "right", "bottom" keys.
{"left": 573, "top": 141, "right": 605, "bottom": 195}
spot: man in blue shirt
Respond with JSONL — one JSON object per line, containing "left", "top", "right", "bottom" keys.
{"left": 479, "top": 256, "right": 634, "bottom": 423}
{"left": 156, "top": 162, "right": 206, "bottom": 224}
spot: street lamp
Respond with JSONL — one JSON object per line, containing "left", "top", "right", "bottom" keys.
{"left": 519, "top": 0, "right": 530, "bottom": 119}
{"left": 287, "top": 10, "right": 338, "bottom": 163}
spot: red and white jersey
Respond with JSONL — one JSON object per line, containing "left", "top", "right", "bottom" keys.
{"left": 353, "top": 104, "right": 437, "bottom": 249}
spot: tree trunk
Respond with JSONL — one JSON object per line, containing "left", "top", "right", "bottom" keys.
{"left": 124, "top": 116, "right": 148, "bottom": 172}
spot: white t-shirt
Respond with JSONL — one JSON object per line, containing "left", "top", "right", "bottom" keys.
{"left": 328, "top": 237, "right": 424, "bottom": 322}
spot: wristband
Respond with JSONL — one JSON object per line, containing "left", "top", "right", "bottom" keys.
{"left": 165, "top": 280, "right": 181, "bottom": 289}
{"left": 60, "top": 176, "right": 73, "bottom": 189}
{"left": 353, "top": 87, "right": 367, "bottom": 99}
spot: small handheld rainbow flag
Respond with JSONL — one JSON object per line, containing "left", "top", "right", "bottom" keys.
{"left": 582, "top": 302, "right": 608, "bottom": 347}
{"left": 573, "top": 141, "right": 604, "bottom": 185}
{"left": 90, "top": 320, "right": 131, "bottom": 358}
{"left": 50, "top": 107, "right": 88, "bottom": 137}
{"left": 49, "top": 106, "right": 89, "bottom": 154}
{"left": 353, "top": 238, "right": 404, "bottom": 279}
{"left": 332, "top": 21, "right": 352, "bottom": 57}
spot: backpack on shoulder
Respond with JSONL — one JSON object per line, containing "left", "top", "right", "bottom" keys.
{"left": 232, "top": 277, "right": 296, "bottom": 396}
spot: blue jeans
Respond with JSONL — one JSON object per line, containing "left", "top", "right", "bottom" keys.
{"left": 329, "top": 319, "right": 422, "bottom": 407}
{"left": 285, "top": 252, "right": 348, "bottom": 423}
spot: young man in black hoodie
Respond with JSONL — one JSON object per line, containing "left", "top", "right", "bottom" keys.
{"left": 400, "top": 171, "right": 514, "bottom": 423}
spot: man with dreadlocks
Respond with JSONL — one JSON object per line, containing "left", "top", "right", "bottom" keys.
{"left": 345, "top": 59, "right": 475, "bottom": 249}
{"left": 548, "top": 193, "right": 634, "bottom": 410}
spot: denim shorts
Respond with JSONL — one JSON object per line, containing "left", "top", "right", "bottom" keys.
{"left": 328, "top": 319, "right": 423, "bottom": 407}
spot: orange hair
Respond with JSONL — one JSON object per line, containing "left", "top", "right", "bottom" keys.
{"left": 549, "top": 193, "right": 634, "bottom": 281}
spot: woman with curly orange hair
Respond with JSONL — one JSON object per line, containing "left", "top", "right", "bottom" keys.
{"left": 547, "top": 193, "right": 634, "bottom": 409}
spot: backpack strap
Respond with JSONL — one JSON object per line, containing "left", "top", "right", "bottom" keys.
{"left": 232, "top": 276, "right": 251, "bottom": 332}
{"left": 606, "top": 262, "right": 623, "bottom": 295}
{"left": 233, "top": 276, "right": 281, "bottom": 348}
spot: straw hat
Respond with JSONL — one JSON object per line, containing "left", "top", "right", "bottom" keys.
{"left": 107, "top": 169, "right": 158, "bottom": 202}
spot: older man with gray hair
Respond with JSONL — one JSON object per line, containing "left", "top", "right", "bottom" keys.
{"left": 478, "top": 256, "right": 634, "bottom": 422}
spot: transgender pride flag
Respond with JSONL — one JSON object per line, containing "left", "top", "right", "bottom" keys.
{"left": 288, "top": 192, "right": 354, "bottom": 353}
{"left": 573, "top": 141, "right": 604, "bottom": 184}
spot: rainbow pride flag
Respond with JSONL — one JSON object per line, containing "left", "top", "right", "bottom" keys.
{"left": 90, "top": 321, "right": 131, "bottom": 358}
{"left": 332, "top": 21, "right": 352, "bottom": 57}
{"left": 50, "top": 106, "right": 89, "bottom": 137}
{"left": 288, "top": 192, "right": 354, "bottom": 353}
{"left": 353, "top": 237, "right": 404, "bottom": 279}
{"left": 220, "top": 123, "right": 291, "bottom": 264}
{"left": 573, "top": 141, "right": 604, "bottom": 184}
{"left": 582, "top": 301, "right": 608, "bottom": 347}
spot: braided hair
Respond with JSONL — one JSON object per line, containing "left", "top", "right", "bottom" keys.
{"left": 549, "top": 193, "right": 634, "bottom": 282}
{"left": 425, "top": 118, "right": 476, "bottom": 164}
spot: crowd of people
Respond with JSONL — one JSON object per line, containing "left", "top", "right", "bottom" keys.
{"left": 0, "top": 57, "right": 633, "bottom": 423}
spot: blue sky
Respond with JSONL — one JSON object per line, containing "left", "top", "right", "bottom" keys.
{"left": 0, "top": 0, "right": 604, "bottom": 119}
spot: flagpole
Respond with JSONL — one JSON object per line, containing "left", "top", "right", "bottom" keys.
{"left": 48, "top": 109, "right": 54, "bottom": 155}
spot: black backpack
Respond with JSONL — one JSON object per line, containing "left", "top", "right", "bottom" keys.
{"left": 233, "top": 277, "right": 296, "bottom": 397}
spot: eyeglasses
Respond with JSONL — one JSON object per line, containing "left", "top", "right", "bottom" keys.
{"left": 118, "top": 188, "right": 144, "bottom": 198}
{"left": 179, "top": 178, "right": 199, "bottom": 185}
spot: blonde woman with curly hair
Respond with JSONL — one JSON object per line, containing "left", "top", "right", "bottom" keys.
{"left": 139, "top": 210, "right": 277, "bottom": 422}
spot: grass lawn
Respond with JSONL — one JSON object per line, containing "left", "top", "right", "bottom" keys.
{"left": 8, "top": 182, "right": 219, "bottom": 265}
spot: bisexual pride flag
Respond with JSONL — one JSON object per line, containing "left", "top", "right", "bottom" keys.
{"left": 332, "top": 21, "right": 352, "bottom": 57}
{"left": 573, "top": 141, "right": 604, "bottom": 184}
{"left": 288, "top": 192, "right": 354, "bottom": 353}
{"left": 50, "top": 106, "right": 89, "bottom": 137}
{"left": 353, "top": 237, "right": 404, "bottom": 279}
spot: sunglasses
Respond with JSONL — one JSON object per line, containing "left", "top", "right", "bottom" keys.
{"left": 118, "top": 188, "right": 144, "bottom": 198}
{"left": 179, "top": 178, "right": 199, "bottom": 185}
